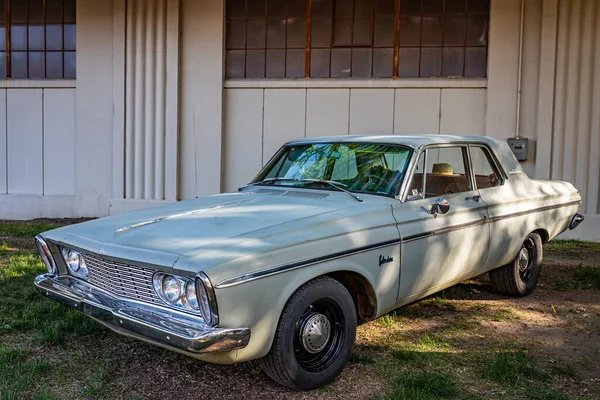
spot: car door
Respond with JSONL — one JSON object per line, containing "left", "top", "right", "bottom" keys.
{"left": 392, "top": 145, "right": 491, "bottom": 303}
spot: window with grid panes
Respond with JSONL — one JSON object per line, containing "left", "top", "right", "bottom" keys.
{"left": 0, "top": 0, "right": 76, "bottom": 79}
{"left": 226, "top": 0, "right": 489, "bottom": 79}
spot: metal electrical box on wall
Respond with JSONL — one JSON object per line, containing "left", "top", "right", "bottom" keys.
{"left": 507, "top": 138, "right": 528, "bottom": 161}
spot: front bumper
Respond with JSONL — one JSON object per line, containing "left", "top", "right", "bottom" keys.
{"left": 34, "top": 274, "right": 250, "bottom": 354}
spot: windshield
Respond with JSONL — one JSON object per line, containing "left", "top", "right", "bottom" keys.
{"left": 251, "top": 143, "right": 413, "bottom": 197}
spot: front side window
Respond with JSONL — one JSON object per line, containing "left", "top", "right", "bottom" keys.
{"left": 254, "top": 142, "right": 413, "bottom": 197}
{"left": 406, "top": 145, "right": 472, "bottom": 200}
{"left": 226, "top": 0, "right": 489, "bottom": 79}
{"left": 0, "top": 0, "right": 76, "bottom": 79}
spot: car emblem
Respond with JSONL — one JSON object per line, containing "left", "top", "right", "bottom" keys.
{"left": 379, "top": 255, "right": 394, "bottom": 267}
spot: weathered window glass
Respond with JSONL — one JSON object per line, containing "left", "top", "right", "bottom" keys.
{"left": 226, "top": 0, "right": 489, "bottom": 79}
{"left": 0, "top": 0, "right": 76, "bottom": 79}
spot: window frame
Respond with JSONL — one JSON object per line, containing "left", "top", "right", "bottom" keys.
{"left": 225, "top": 0, "right": 490, "bottom": 80}
{"left": 467, "top": 143, "right": 506, "bottom": 189}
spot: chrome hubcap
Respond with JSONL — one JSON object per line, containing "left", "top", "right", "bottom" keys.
{"left": 518, "top": 247, "right": 529, "bottom": 272}
{"left": 300, "top": 313, "right": 331, "bottom": 354}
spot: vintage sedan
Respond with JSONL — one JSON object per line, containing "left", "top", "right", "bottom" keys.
{"left": 34, "top": 135, "right": 584, "bottom": 390}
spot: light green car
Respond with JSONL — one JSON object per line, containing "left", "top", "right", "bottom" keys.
{"left": 34, "top": 135, "right": 584, "bottom": 390}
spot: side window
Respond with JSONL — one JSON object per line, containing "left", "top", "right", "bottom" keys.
{"left": 470, "top": 146, "right": 502, "bottom": 189}
{"left": 406, "top": 146, "right": 472, "bottom": 200}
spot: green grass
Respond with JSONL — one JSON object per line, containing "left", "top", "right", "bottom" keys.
{"left": 0, "top": 342, "right": 53, "bottom": 400}
{"left": 0, "top": 221, "right": 59, "bottom": 238}
{"left": 481, "top": 349, "right": 551, "bottom": 386}
{"left": 378, "top": 372, "right": 480, "bottom": 400}
{"left": 551, "top": 265, "right": 600, "bottom": 290}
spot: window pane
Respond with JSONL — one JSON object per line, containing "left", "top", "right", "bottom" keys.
{"left": 465, "top": 47, "right": 486, "bottom": 77}
{"left": 399, "top": 16, "right": 420, "bottom": 46}
{"left": 45, "top": 0, "right": 64, "bottom": 24}
{"left": 286, "top": 49, "right": 305, "bottom": 77}
{"left": 46, "top": 25, "right": 64, "bottom": 51}
{"left": 354, "top": 0, "right": 373, "bottom": 19}
{"left": 420, "top": 47, "right": 441, "bottom": 77}
{"left": 373, "top": 48, "right": 393, "bottom": 77}
{"left": 226, "top": 50, "right": 246, "bottom": 78}
{"left": 333, "top": 19, "right": 352, "bottom": 45}
{"left": 247, "top": 19, "right": 266, "bottom": 48}
{"left": 12, "top": 52, "right": 28, "bottom": 78}
{"left": 28, "top": 25, "right": 45, "bottom": 51}
{"left": 11, "top": 26, "right": 28, "bottom": 51}
{"left": 398, "top": 47, "right": 419, "bottom": 77}
{"left": 64, "top": 51, "right": 76, "bottom": 79}
{"left": 331, "top": 48, "right": 350, "bottom": 78}
{"left": 64, "top": 24, "right": 76, "bottom": 51}
{"left": 0, "top": 52, "right": 6, "bottom": 78}
{"left": 442, "top": 47, "right": 463, "bottom": 77}
{"left": 311, "top": 18, "right": 331, "bottom": 47}
{"left": 312, "top": 0, "right": 332, "bottom": 18}
{"left": 227, "top": 20, "right": 247, "bottom": 49}
{"left": 12, "top": 0, "right": 27, "bottom": 24}
{"left": 267, "top": 19, "right": 285, "bottom": 48}
{"left": 266, "top": 49, "right": 285, "bottom": 77}
{"left": 64, "top": 0, "right": 76, "bottom": 23}
{"left": 246, "top": 49, "right": 266, "bottom": 77}
{"left": 0, "top": 0, "right": 5, "bottom": 23}
{"left": 421, "top": 16, "right": 442, "bottom": 46}
{"left": 444, "top": 16, "right": 465, "bottom": 46}
{"left": 46, "top": 51, "right": 63, "bottom": 78}
{"left": 29, "top": 52, "right": 44, "bottom": 78}
{"left": 353, "top": 18, "right": 372, "bottom": 45}
{"left": 352, "top": 48, "right": 372, "bottom": 77}
{"left": 401, "top": 0, "right": 421, "bottom": 14}
{"left": 422, "top": 0, "right": 443, "bottom": 14}
{"left": 374, "top": 17, "right": 394, "bottom": 47}
{"left": 287, "top": 19, "right": 306, "bottom": 48}
{"left": 287, "top": 0, "right": 305, "bottom": 18}
{"left": 267, "top": 0, "right": 286, "bottom": 18}
{"left": 445, "top": 0, "right": 466, "bottom": 13}
{"left": 466, "top": 15, "right": 488, "bottom": 46}
{"left": 0, "top": 28, "right": 5, "bottom": 51}
{"left": 335, "top": 1, "right": 353, "bottom": 19}
{"left": 468, "top": 0, "right": 490, "bottom": 13}
{"left": 227, "top": 0, "right": 246, "bottom": 18}
{"left": 375, "top": 0, "right": 395, "bottom": 16}
{"left": 246, "top": 0, "right": 266, "bottom": 18}
{"left": 310, "top": 48, "right": 330, "bottom": 77}
{"left": 29, "top": 0, "right": 45, "bottom": 23}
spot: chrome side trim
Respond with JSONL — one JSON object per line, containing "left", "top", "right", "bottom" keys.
{"left": 216, "top": 200, "right": 581, "bottom": 289}
{"left": 34, "top": 274, "right": 250, "bottom": 354}
{"left": 197, "top": 272, "right": 219, "bottom": 326}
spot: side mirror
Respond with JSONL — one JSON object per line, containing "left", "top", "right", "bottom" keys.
{"left": 429, "top": 198, "right": 450, "bottom": 216}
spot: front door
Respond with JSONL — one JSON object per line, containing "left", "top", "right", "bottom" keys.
{"left": 393, "top": 145, "right": 490, "bottom": 303}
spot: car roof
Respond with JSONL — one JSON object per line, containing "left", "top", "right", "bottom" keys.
{"left": 285, "top": 134, "right": 502, "bottom": 149}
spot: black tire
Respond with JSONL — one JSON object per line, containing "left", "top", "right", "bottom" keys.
{"left": 260, "top": 276, "right": 357, "bottom": 390}
{"left": 489, "top": 232, "right": 543, "bottom": 297}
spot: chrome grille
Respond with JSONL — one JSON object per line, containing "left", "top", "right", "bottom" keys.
{"left": 83, "top": 253, "right": 161, "bottom": 305}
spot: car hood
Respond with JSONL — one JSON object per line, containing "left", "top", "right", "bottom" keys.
{"left": 44, "top": 191, "right": 370, "bottom": 269}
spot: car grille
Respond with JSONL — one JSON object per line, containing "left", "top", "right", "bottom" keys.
{"left": 83, "top": 253, "right": 162, "bottom": 305}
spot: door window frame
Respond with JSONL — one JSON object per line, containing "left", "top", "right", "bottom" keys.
{"left": 467, "top": 143, "right": 507, "bottom": 189}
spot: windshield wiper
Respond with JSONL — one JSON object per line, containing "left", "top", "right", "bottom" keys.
{"left": 238, "top": 177, "right": 299, "bottom": 190}
{"left": 299, "top": 179, "right": 363, "bottom": 203}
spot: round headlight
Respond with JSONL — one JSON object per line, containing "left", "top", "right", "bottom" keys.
{"left": 185, "top": 281, "right": 200, "bottom": 310}
{"left": 162, "top": 275, "right": 182, "bottom": 303}
{"left": 62, "top": 248, "right": 81, "bottom": 272}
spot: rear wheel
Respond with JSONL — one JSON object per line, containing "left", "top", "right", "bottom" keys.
{"left": 260, "top": 276, "right": 357, "bottom": 390}
{"left": 489, "top": 232, "right": 543, "bottom": 297}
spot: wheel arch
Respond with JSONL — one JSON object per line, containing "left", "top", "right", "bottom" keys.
{"left": 325, "top": 270, "right": 377, "bottom": 324}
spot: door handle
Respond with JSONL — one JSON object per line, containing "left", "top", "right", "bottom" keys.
{"left": 465, "top": 195, "right": 481, "bottom": 202}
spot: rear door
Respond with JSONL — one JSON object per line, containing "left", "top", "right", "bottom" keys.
{"left": 393, "top": 145, "right": 490, "bottom": 303}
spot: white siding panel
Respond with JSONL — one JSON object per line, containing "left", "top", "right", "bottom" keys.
{"left": 440, "top": 89, "right": 486, "bottom": 135}
{"left": 263, "top": 89, "right": 306, "bottom": 163}
{"left": 43, "top": 89, "right": 76, "bottom": 196}
{"left": 394, "top": 89, "right": 441, "bottom": 134}
{"left": 306, "top": 89, "right": 350, "bottom": 137}
{"left": 0, "top": 90, "right": 6, "bottom": 194}
{"left": 223, "top": 89, "right": 264, "bottom": 192}
{"left": 7, "top": 89, "right": 43, "bottom": 195}
{"left": 349, "top": 89, "right": 394, "bottom": 134}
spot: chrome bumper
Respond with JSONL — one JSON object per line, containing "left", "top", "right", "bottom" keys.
{"left": 569, "top": 213, "right": 585, "bottom": 230}
{"left": 34, "top": 274, "right": 250, "bottom": 354}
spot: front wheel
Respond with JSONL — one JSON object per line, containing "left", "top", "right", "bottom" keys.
{"left": 260, "top": 276, "right": 357, "bottom": 390}
{"left": 489, "top": 232, "right": 543, "bottom": 297}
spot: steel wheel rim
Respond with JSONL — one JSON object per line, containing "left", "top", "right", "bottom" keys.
{"left": 294, "top": 298, "right": 345, "bottom": 372}
{"left": 518, "top": 237, "right": 535, "bottom": 281}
